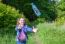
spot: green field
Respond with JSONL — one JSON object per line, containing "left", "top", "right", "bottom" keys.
{"left": 0, "top": 23, "right": 65, "bottom": 44}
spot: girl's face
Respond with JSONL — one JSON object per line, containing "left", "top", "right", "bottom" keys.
{"left": 19, "top": 18, "right": 25, "bottom": 25}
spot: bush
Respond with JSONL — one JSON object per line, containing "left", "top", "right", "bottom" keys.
{"left": 2, "top": 0, "right": 38, "bottom": 22}
{"left": 0, "top": 3, "right": 24, "bottom": 28}
{"left": 55, "top": 0, "right": 65, "bottom": 25}
{"left": 2, "top": 0, "right": 57, "bottom": 21}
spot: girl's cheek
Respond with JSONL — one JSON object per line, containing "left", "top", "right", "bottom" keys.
{"left": 19, "top": 21, "right": 21, "bottom": 24}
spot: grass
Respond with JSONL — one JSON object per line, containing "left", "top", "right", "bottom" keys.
{"left": 37, "top": 23, "right": 65, "bottom": 44}
{"left": 0, "top": 35, "right": 16, "bottom": 44}
{"left": 0, "top": 23, "right": 65, "bottom": 44}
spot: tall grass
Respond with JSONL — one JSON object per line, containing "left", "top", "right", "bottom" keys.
{"left": 0, "top": 23, "right": 65, "bottom": 44}
{"left": 37, "top": 23, "right": 65, "bottom": 44}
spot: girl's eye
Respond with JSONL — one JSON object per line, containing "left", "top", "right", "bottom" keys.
{"left": 21, "top": 20, "right": 24, "bottom": 21}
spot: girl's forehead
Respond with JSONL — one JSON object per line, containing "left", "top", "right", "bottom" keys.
{"left": 20, "top": 18, "right": 25, "bottom": 21}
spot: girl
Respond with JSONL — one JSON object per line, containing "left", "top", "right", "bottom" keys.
{"left": 15, "top": 18, "right": 37, "bottom": 44}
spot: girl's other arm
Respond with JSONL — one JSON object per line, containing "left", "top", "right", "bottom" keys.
{"left": 26, "top": 25, "right": 37, "bottom": 33}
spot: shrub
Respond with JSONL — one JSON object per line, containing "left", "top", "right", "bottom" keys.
{"left": 0, "top": 3, "right": 24, "bottom": 28}
{"left": 55, "top": 0, "right": 65, "bottom": 25}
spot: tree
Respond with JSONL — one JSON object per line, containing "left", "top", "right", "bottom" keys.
{"left": 55, "top": 0, "right": 65, "bottom": 25}
{"left": 2, "top": 0, "right": 62, "bottom": 22}
{"left": 0, "top": 3, "right": 24, "bottom": 28}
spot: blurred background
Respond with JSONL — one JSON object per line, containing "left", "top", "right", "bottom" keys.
{"left": 0, "top": 0, "right": 65, "bottom": 44}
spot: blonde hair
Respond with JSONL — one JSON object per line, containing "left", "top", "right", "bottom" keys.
{"left": 16, "top": 18, "right": 25, "bottom": 26}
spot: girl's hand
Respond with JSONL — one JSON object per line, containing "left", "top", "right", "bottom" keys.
{"left": 32, "top": 26, "right": 38, "bottom": 33}
{"left": 17, "top": 25, "right": 22, "bottom": 29}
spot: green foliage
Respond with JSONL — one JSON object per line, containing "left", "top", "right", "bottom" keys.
{"left": 2, "top": 0, "right": 57, "bottom": 22}
{"left": 0, "top": 3, "right": 24, "bottom": 28}
{"left": 56, "top": 17, "right": 65, "bottom": 25}
{"left": 2, "top": 0, "right": 37, "bottom": 21}
{"left": 33, "top": 0, "right": 57, "bottom": 21}
{"left": 0, "top": 0, "right": 65, "bottom": 44}
{"left": 55, "top": 0, "right": 65, "bottom": 25}
{"left": 1, "top": 0, "right": 65, "bottom": 23}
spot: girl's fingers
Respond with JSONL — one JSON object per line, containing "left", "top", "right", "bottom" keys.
{"left": 33, "top": 28, "right": 38, "bottom": 33}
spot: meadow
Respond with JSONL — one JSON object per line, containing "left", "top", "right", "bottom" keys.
{"left": 0, "top": 23, "right": 65, "bottom": 44}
